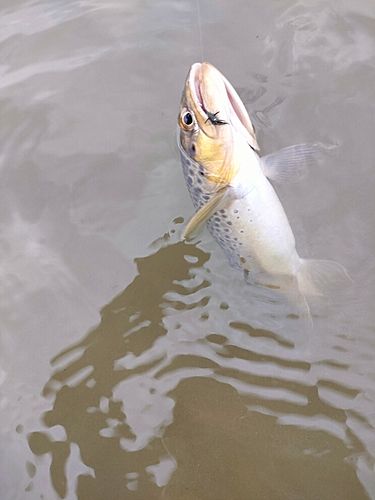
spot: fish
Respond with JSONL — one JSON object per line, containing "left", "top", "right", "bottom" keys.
{"left": 177, "top": 62, "right": 349, "bottom": 301}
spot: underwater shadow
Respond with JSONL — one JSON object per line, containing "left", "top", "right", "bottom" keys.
{"left": 28, "top": 238, "right": 210, "bottom": 499}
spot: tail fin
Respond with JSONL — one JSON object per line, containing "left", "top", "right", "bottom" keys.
{"left": 296, "top": 258, "right": 351, "bottom": 297}
{"left": 295, "top": 258, "right": 351, "bottom": 327}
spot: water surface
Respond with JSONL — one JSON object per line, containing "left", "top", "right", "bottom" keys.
{"left": 1, "top": 0, "right": 375, "bottom": 499}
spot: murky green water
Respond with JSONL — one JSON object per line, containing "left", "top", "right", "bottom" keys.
{"left": 1, "top": 0, "right": 375, "bottom": 498}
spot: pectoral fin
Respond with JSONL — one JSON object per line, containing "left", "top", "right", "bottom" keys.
{"left": 260, "top": 143, "right": 327, "bottom": 183}
{"left": 182, "top": 187, "right": 231, "bottom": 240}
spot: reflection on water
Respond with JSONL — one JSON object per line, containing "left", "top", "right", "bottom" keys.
{"left": 165, "top": 377, "right": 365, "bottom": 500}
{"left": 28, "top": 231, "right": 371, "bottom": 499}
{"left": 28, "top": 237, "right": 211, "bottom": 498}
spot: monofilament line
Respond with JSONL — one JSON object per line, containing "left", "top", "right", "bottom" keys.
{"left": 195, "top": 0, "right": 204, "bottom": 62}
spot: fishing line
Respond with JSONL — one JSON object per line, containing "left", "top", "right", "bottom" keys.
{"left": 195, "top": 0, "right": 204, "bottom": 62}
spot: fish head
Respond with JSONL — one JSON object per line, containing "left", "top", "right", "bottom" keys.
{"left": 178, "top": 62, "right": 259, "bottom": 187}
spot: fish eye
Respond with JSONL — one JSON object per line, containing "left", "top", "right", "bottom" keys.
{"left": 180, "top": 109, "right": 195, "bottom": 130}
{"left": 183, "top": 112, "right": 193, "bottom": 125}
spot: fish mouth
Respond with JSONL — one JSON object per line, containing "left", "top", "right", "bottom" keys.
{"left": 188, "top": 62, "right": 206, "bottom": 115}
{"left": 187, "top": 62, "right": 257, "bottom": 147}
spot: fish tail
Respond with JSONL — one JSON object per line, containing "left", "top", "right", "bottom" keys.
{"left": 296, "top": 258, "right": 352, "bottom": 297}
{"left": 294, "top": 258, "right": 351, "bottom": 327}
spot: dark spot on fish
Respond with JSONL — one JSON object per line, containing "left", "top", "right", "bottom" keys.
{"left": 240, "top": 230, "right": 244, "bottom": 234}
{"left": 234, "top": 209, "right": 239, "bottom": 214}
{"left": 187, "top": 176, "right": 193, "bottom": 186}
{"left": 191, "top": 143, "right": 196, "bottom": 153}
{"left": 173, "top": 216, "right": 184, "bottom": 224}
{"left": 227, "top": 221, "right": 232, "bottom": 225}
{"left": 199, "top": 169, "right": 205, "bottom": 176}
{"left": 219, "top": 209, "right": 225, "bottom": 214}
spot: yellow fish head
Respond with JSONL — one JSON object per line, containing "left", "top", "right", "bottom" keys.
{"left": 178, "top": 62, "right": 259, "bottom": 186}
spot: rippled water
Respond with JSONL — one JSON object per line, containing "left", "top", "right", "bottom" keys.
{"left": 1, "top": 0, "right": 375, "bottom": 498}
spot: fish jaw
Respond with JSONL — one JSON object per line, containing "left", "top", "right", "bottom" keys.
{"left": 179, "top": 63, "right": 236, "bottom": 186}
{"left": 186, "top": 62, "right": 231, "bottom": 132}
{"left": 184, "top": 63, "right": 259, "bottom": 149}
{"left": 178, "top": 62, "right": 259, "bottom": 187}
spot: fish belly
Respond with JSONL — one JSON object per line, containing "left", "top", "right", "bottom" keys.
{"left": 208, "top": 178, "right": 300, "bottom": 278}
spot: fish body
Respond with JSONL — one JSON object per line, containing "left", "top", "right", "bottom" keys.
{"left": 178, "top": 62, "right": 348, "bottom": 296}
{"left": 179, "top": 142, "right": 298, "bottom": 278}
